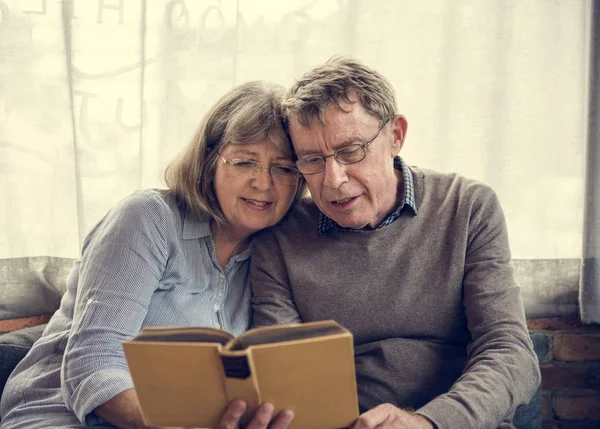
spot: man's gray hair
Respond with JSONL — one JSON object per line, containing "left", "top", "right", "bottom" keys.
{"left": 282, "top": 56, "right": 397, "bottom": 128}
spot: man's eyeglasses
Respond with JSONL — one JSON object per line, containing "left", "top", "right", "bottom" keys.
{"left": 218, "top": 155, "right": 300, "bottom": 186}
{"left": 295, "top": 119, "right": 390, "bottom": 175}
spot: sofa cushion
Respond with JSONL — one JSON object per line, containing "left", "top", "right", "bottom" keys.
{"left": 0, "top": 324, "right": 46, "bottom": 394}
{"left": 0, "top": 257, "right": 73, "bottom": 320}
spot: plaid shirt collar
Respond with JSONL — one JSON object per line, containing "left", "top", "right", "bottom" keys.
{"left": 317, "top": 156, "right": 417, "bottom": 235}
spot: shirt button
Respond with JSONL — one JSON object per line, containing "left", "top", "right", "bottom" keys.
{"left": 214, "top": 304, "right": 220, "bottom": 311}
{"left": 215, "top": 323, "right": 221, "bottom": 329}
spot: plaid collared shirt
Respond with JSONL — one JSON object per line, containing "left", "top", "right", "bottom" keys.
{"left": 317, "top": 156, "right": 417, "bottom": 235}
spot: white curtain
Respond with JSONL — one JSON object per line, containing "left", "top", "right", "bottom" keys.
{"left": 0, "top": 0, "right": 593, "bottom": 318}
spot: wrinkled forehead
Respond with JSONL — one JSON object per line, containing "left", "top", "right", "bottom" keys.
{"left": 288, "top": 101, "right": 378, "bottom": 136}
{"left": 284, "top": 92, "right": 362, "bottom": 126}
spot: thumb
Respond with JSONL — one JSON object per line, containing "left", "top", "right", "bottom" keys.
{"left": 351, "top": 404, "right": 394, "bottom": 429}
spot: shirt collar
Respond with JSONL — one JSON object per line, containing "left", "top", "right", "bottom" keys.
{"left": 183, "top": 211, "right": 212, "bottom": 239}
{"left": 317, "top": 156, "right": 417, "bottom": 235}
{"left": 182, "top": 211, "right": 253, "bottom": 261}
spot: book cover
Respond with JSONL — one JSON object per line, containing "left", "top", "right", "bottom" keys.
{"left": 123, "top": 320, "right": 359, "bottom": 429}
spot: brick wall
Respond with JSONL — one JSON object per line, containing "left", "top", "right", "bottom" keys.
{"left": 527, "top": 317, "right": 600, "bottom": 429}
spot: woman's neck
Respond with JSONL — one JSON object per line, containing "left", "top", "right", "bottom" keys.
{"left": 210, "top": 220, "right": 251, "bottom": 268}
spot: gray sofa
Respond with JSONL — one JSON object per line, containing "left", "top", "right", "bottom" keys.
{"left": 0, "top": 256, "right": 542, "bottom": 428}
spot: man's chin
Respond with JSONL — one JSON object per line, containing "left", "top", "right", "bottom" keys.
{"left": 317, "top": 203, "right": 370, "bottom": 229}
{"left": 330, "top": 217, "right": 369, "bottom": 230}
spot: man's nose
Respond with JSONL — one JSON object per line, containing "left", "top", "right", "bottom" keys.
{"left": 322, "top": 157, "right": 348, "bottom": 189}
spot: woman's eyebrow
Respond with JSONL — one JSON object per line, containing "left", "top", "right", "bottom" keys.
{"left": 229, "top": 149, "right": 292, "bottom": 162}
{"left": 229, "top": 149, "right": 258, "bottom": 157}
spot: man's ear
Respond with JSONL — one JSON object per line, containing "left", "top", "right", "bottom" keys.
{"left": 390, "top": 114, "right": 408, "bottom": 157}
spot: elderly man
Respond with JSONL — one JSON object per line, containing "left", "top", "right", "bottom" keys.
{"left": 250, "top": 57, "right": 540, "bottom": 429}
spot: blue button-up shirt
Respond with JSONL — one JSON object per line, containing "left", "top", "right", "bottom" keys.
{"left": 0, "top": 189, "right": 252, "bottom": 428}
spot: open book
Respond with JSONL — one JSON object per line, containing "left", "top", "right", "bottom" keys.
{"left": 123, "top": 320, "right": 359, "bottom": 429}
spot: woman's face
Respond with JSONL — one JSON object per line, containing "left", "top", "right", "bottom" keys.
{"left": 213, "top": 139, "right": 299, "bottom": 240}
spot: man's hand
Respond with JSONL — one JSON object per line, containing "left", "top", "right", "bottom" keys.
{"left": 219, "top": 399, "right": 294, "bottom": 429}
{"left": 351, "top": 404, "right": 434, "bottom": 429}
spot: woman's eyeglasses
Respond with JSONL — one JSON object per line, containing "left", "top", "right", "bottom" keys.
{"left": 219, "top": 155, "right": 300, "bottom": 186}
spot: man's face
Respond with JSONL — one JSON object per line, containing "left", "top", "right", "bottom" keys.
{"left": 289, "top": 99, "right": 407, "bottom": 229}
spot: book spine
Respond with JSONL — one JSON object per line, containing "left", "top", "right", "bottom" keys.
{"left": 221, "top": 355, "right": 251, "bottom": 378}
{"left": 220, "top": 350, "right": 261, "bottom": 427}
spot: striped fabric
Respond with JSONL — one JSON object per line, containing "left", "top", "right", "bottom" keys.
{"left": 0, "top": 189, "right": 252, "bottom": 428}
{"left": 317, "top": 156, "right": 417, "bottom": 235}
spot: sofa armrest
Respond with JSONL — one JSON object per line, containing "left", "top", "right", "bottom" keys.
{"left": 0, "top": 324, "right": 47, "bottom": 394}
{"left": 0, "top": 315, "right": 53, "bottom": 334}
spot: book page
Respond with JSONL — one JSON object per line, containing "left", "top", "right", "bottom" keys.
{"left": 230, "top": 320, "right": 345, "bottom": 350}
{"left": 133, "top": 326, "right": 233, "bottom": 345}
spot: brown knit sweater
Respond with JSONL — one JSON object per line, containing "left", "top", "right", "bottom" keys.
{"left": 251, "top": 166, "right": 540, "bottom": 429}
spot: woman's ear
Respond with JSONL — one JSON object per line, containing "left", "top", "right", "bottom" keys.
{"left": 390, "top": 114, "right": 408, "bottom": 157}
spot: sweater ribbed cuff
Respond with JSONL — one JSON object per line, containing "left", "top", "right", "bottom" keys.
{"left": 416, "top": 397, "right": 470, "bottom": 429}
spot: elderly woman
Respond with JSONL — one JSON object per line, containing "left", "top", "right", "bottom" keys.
{"left": 0, "top": 82, "right": 305, "bottom": 429}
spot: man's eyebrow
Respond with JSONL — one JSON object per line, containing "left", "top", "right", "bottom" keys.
{"left": 296, "top": 135, "right": 364, "bottom": 157}
{"left": 295, "top": 148, "right": 319, "bottom": 157}
{"left": 336, "top": 135, "right": 364, "bottom": 147}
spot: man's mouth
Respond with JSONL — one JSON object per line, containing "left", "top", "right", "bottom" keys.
{"left": 330, "top": 196, "right": 358, "bottom": 206}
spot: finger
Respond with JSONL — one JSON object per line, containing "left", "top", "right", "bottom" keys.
{"left": 219, "top": 399, "right": 247, "bottom": 429}
{"left": 268, "top": 409, "right": 294, "bottom": 429}
{"left": 245, "top": 402, "right": 275, "bottom": 429}
{"left": 351, "top": 404, "right": 392, "bottom": 429}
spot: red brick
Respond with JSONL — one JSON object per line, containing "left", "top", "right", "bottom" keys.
{"left": 528, "top": 317, "right": 590, "bottom": 331}
{"left": 542, "top": 393, "right": 554, "bottom": 421}
{"left": 554, "top": 334, "right": 600, "bottom": 361}
{"left": 557, "top": 422, "right": 600, "bottom": 429}
{"left": 553, "top": 395, "right": 600, "bottom": 420}
{"left": 541, "top": 364, "right": 600, "bottom": 389}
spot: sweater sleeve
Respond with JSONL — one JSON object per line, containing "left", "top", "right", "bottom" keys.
{"left": 417, "top": 184, "right": 541, "bottom": 429}
{"left": 250, "top": 228, "right": 302, "bottom": 327}
{"left": 60, "top": 192, "right": 170, "bottom": 425}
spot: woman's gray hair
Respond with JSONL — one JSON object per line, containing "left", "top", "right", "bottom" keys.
{"left": 165, "top": 81, "right": 306, "bottom": 225}
{"left": 282, "top": 56, "right": 397, "bottom": 128}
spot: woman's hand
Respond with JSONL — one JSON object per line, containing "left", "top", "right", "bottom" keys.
{"left": 95, "top": 390, "right": 294, "bottom": 429}
{"left": 219, "top": 399, "right": 294, "bottom": 429}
